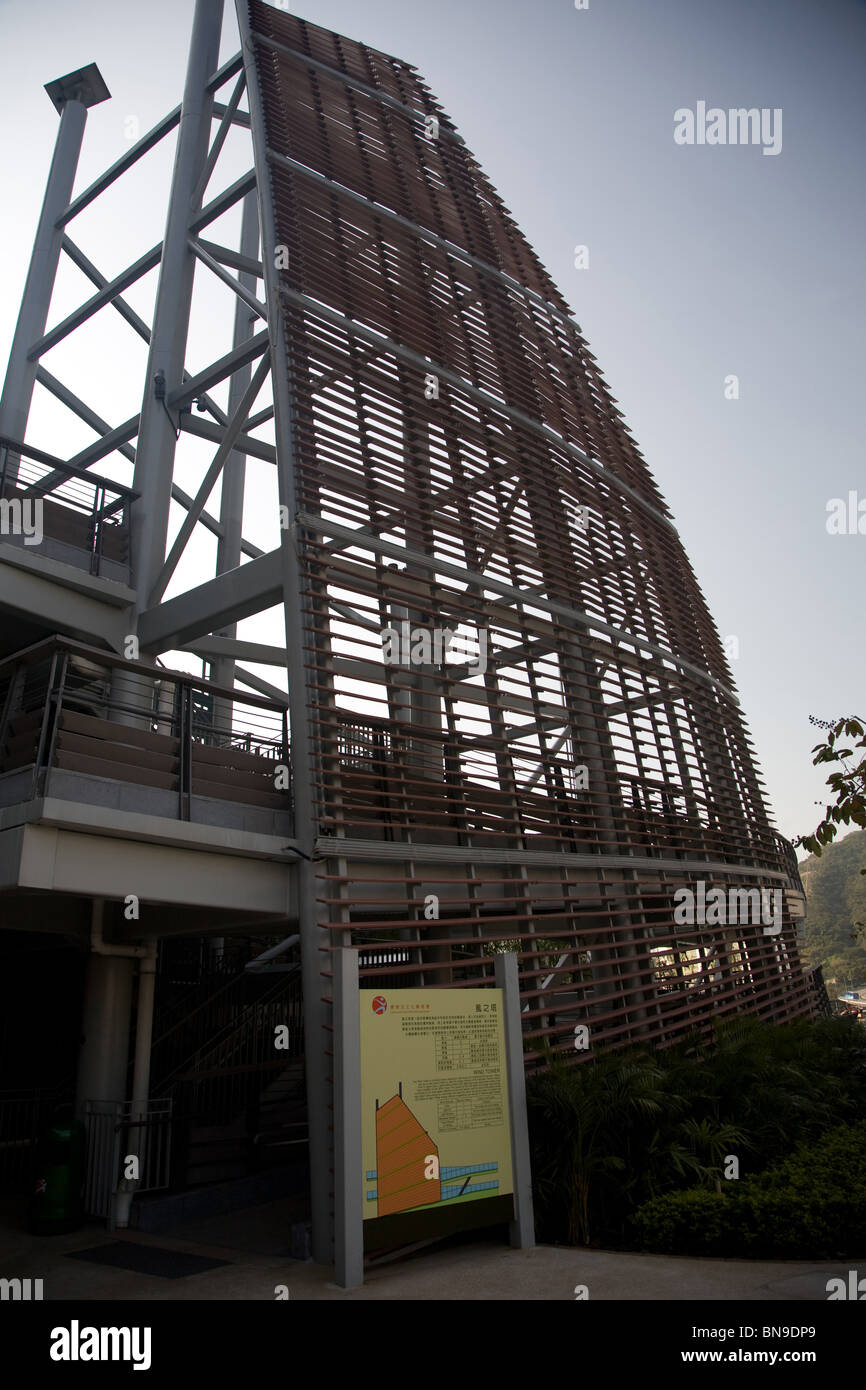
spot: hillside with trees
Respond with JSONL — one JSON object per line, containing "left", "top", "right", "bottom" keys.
{"left": 799, "top": 829, "right": 866, "bottom": 992}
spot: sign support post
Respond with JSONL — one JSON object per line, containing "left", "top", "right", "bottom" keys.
{"left": 334, "top": 947, "right": 363, "bottom": 1289}
{"left": 494, "top": 951, "right": 535, "bottom": 1249}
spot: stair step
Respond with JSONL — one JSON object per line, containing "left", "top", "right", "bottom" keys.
{"left": 186, "top": 1161, "right": 247, "bottom": 1185}
{"left": 189, "top": 1121, "right": 247, "bottom": 1142}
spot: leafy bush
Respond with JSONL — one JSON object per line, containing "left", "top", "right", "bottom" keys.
{"left": 527, "top": 1015, "right": 866, "bottom": 1250}
{"left": 631, "top": 1188, "right": 732, "bottom": 1256}
{"left": 632, "top": 1120, "right": 866, "bottom": 1258}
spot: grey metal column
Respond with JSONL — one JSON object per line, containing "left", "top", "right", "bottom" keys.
{"left": 130, "top": 0, "right": 224, "bottom": 602}
{"left": 236, "top": 0, "right": 334, "bottom": 1263}
{"left": 212, "top": 189, "right": 260, "bottom": 701}
{"left": 211, "top": 191, "right": 260, "bottom": 968}
{"left": 494, "top": 951, "right": 535, "bottom": 1249}
{"left": 0, "top": 66, "right": 108, "bottom": 471}
{"left": 334, "top": 947, "right": 364, "bottom": 1288}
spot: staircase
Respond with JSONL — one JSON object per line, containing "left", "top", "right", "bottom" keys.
{"left": 152, "top": 953, "right": 306, "bottom": 1190}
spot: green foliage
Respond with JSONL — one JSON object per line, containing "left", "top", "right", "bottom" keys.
{"left": 527, "top": 1050, "right": 666, "bottom": 1245}
{"left": 633, "top": 1121, "right": 866, "bottom": 1258}
{"left": 528, "top": 1015, "right": 866, "bottom": 1250}
{"left": 795, "top": 716, "right": 866, "bottom": 869}
{"left": 798, "top": 829, "right": 866, "bottom": 984}
{"left": 632, "top": 1189, "right": 731, "bottom": 1256}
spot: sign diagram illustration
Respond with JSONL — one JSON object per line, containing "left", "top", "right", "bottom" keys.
{"left": 360, "top": 989, "right": 513, "bottom": 1222}
{"left": 366, "top": 1086, "right": 501, "bottom": 1217}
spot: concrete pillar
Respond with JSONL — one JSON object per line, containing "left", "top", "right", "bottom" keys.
{"left": 75, "top": 953, "right": 134, "bottom": 1115}
{"left": 114, "top": 939, "right": 157, "bottom": 1229}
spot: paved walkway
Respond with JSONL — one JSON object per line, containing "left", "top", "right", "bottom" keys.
{"left": 1, "top": 1198, "right": 861, "bottom": 1301}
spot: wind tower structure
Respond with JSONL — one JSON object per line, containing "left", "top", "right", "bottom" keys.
{"left": 0, "top": 1, "right": 818, "bottom": 1261}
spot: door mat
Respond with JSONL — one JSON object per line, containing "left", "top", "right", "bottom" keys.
{"left": 66, "top": 1242, "right": 231, "bottom": 1279}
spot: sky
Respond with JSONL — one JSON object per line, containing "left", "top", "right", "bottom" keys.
{"left": 0, "top": 0, "right": 863, "bottom": 850}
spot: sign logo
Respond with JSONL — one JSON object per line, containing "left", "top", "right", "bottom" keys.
{"left": 372, "top": 996, "right": 388, "bottom": 1015}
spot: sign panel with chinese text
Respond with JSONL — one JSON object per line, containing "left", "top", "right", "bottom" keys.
{"left": 360, "top": 989, "right": 514, "bottom": 1221}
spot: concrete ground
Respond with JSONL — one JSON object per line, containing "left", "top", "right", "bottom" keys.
{"left": 0, "top": 1196, "right": 861, "bottom": 1300}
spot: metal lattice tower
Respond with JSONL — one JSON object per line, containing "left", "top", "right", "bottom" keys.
{"left": 0, "top": 0, "right": 815, "bottom": 1260}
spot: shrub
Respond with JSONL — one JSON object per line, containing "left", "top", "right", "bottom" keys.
{"left": 632, "top": 1120, "right": 866, "bottom": 1258}
{"left": 632, "top": 1188, "right": 733, "bottom": 1256}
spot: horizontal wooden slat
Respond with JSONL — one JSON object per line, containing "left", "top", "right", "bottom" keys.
{"left": 56, "top": 729, "right": 179, "bottom": 775}
{"left": 190, "top": 756, "right": 277, "bottom": 793}
{"left": 192, "top": 773, "right": 286, "bottom": 808}
{"left": 193, "top": 742, "right": 282, "bottom": 773}
{"left": 59, "top": 710, "right": 179, "bottom": 756}
{"left": 55, "top": 748, "right": 178, "bottom": 791}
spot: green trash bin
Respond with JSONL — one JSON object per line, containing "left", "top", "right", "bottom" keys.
{"left": 30, "top": 1108, "right": 85, "bottom": 1235}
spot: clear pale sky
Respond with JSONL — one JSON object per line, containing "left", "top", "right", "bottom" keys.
{"left": 1, "top": 0, "right": 863, "bottom": 850}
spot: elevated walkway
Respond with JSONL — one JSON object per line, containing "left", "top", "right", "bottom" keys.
{"left": 0, "top": 637, "right": 294, "bottom": 923}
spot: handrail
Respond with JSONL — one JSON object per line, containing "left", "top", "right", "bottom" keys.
{"left": 0, "top": 434, "right": 139, "bottom": 504}
{"left": 155, "top": 968, "right": 300, "bottom": 1095}
{"left": 0, "top": 634, "right": 287, "bottom": 713}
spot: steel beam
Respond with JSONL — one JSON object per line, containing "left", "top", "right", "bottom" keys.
{"left": 59, "top": 108, "right": 180, "bottom": 228}
{"left": 34, "top": 368, "right": 137, "bottom": 466}
{"left": 205, "top": 51, "right": 244, "bottom": 93}
{"left": 166, "top": 331, "right": 269, "bottom": 412}
{"left": 212, "top": 190, "right": 262, "bottom": 704}
{"left": 137, "top": 546, "right": 283, "bottom": 652}
{"left": 196, "top": 237, "right": 263, "bottom": 279}
{"left": 29, "top": 244, "right": 163, "bottom": 360}
{"left": 212, "top": 101, "right": 251, "bottom": 129}
{"left": 278, "top": 286, "right": 678, "bottom": 539}
{"left": 177, "top": 413, "right": 275, "bottom": 463}
{"left": 130, "top": 0, "right": 225, "bottom": 606}
{"left": 193, "top": 69, "right": 247, "bottom": 208}
{"left": 61, "top": 236, "right": 152, "bottom": 343}
{"left": 149, "top": 349, "right": 271, "bottom": 604}
{"left": 233, "top": 665, "right": 289, "bottom": 705}
{"left": 334, "top": 947, "right": 363, "bottom": 1288}
{"left": 181, "top": 636, "right": 288, "bottom": 666}
{"left": 190, "top": 168, "right": 257, "bottom": 234}
{"left": 170, "top": 481, "right": 263, "bottom": 559}
{"left": 0, "top": 86, "right": 90, "bottom": 468}
{"left": 299, "top": 510, "right": 738, "bottom": 704}
{"left": 313, "top": 836, "right": 789, "bottom": 879}
{"left": 189, "top": 237, "right": 269, "bottom": 320}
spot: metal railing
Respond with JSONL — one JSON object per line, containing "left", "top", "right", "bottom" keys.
{"left": 0, "top": 636, "right": 291, "bottom": 825}
{"left": 151, "top": 952, "right": 297, "bottom": 1093}
{"left": 83, "top": 1098, "right": 172, "bottom": 1220}
{"left": 0, "top": 435, "right": 137, "bottom": 578}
